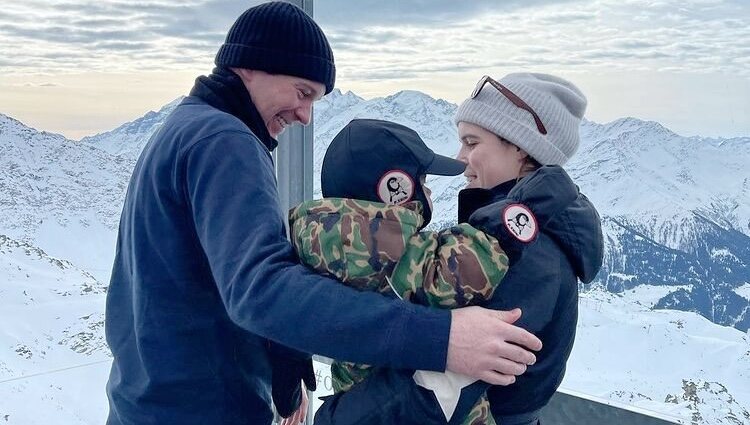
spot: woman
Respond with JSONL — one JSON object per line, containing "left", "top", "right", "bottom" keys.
{"left": 450, "top": 72, "right": 604, "bottom": 423}
{"left": 311, "top": 73, "right": 604, "bottom": 425}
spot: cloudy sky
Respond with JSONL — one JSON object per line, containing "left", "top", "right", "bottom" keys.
{"left": 0, "top": 0, "right": 748, "bottom": 140}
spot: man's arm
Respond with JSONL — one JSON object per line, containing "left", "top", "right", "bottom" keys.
{"left": 184, "top": 131, "right": 445, "bottom": 369}
{"left": 183, "top": 131, "right": 540, "bottom": 378}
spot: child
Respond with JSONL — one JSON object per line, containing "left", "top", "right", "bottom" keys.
{"left": 275, "top": 118, "right": 576, "bottom": 425}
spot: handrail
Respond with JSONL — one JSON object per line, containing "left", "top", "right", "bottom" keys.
{"left": 0, "top": 359, "right": 111, "bottom": 386}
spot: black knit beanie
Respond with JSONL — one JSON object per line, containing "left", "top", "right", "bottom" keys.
{"left": 215, "top": 1, "right": 336, "bottom": 94}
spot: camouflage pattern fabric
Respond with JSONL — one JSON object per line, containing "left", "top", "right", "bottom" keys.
{"left": 289, "top": 198, "right": 423, "bottom": 293}
{"left": 289, "top": 198, "right": 509, "bottom": 425}
{"left": 464, "top": 395, "right": 497, "bottom": 425}
{"left": 330, "top": 361, "right": 373, "bottom": 393}
{"left": 389, "top": 224, "right": 509, "bottom": 308}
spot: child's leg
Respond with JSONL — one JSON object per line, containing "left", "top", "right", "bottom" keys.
{"left": 331, "top": 361, "right": 374, "bottom": 393}
{"left": 460, "top": 394, "right": 496, "bottom": 425}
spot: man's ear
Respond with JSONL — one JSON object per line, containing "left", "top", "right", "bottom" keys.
{"left": 231, "top": 68, "right": 254, "bottom": 81}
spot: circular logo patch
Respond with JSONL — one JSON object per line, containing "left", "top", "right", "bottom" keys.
{"left": 377, "top": 170, "right": 415, "bottom": 205}
{"left": 503, "top": 204, "right": 538, "bottom": 243}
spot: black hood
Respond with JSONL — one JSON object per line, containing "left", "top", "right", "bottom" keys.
{"left": 546, "top": 191, "right": 604, "bottom": 283}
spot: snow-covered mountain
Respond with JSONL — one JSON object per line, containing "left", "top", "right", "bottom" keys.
{"left": 79, "top": 97, "right": 184, "bottom": 158}
{"left": 570, "top": 119, "right": 750, "bottom": 331}
{"left": 2, "top": 89, "right": 749, "bottom": 424}
{"left": 0, "top": 113, "right": 132, "bottom": 281}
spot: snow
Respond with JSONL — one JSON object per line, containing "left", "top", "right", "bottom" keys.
{"left": 0, "top": 360, "right": 110, "bottom": 425}
{"left": 622, "top": 284, "right": 693, "bottom": 308}
{"left": 0, "top": 235, "right": 109, "bottom": 424}
{"left": 33, "top": 213, "right": 117, "bottom": 282}
{"left": 735, "top": 284, "right": 750, "bottom": 301}
{"left": 712, "top": 248, "right": 740, "bottom": 262}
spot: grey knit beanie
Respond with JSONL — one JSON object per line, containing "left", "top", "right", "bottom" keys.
{"left": 454, "top": 73, "right": 587, "bottom": 165}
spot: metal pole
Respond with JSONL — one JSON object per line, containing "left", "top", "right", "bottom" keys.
{"left": 276, "top": 0, "right": 315, "bottom": 219}
{"left": 274, "top": 4, "right": 316, "bottom": 425}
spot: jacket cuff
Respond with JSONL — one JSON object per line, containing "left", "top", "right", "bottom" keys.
{"left": 267, "top": 340, "right": 312, "bottom": 362}
{"left": 392, "top": 304, "right": 451, "bottom": 371}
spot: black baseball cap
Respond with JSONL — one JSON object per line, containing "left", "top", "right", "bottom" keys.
{"left": 321, "top": 119, "right": 466, "bottom": 226}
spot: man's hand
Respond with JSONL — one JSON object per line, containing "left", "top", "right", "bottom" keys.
{"left": 280, "top": 381, "right": 309, "bottom": 425}
{"left": 446, "top": 307, "right": 542, "bottom": 385}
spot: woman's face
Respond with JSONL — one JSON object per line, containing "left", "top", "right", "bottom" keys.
{"left": 456, "top": 122, "right": 526, "bottom": 189}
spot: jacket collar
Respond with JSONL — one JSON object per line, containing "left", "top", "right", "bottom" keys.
{"left": 457, "top": 179, "right": 518, "bottom": 223}
{"left": 189, "top": 67, "right": 278, "bottom": 152}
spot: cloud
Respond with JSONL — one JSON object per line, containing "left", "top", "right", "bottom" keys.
{"left": 90, "top": 41, "right": 155, "bottom": 51}
{"left": 69, "top": 17, "right": 132, "bottom": 28}
{"left": 314, "top": 0, "right": 580, "bottom": 28}
{"left": 611, "top": 40, "right": 664, "bottom": 50}
{"left": 0, "top": 22, "right": 148, "bottom": 45}
{"left": 535, "top": 10, "right": 598, "bottom": 24}
{"left": 322, "top": 0, "right": 750, "bottom": 87}
{"left": 22, "top": 82, "right": 61, "bottom": 87}
{"left": 0, "top": 0, "right": 747, "bottom": 81}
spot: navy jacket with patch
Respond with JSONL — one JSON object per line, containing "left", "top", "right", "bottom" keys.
{"left": 314, "top": 166, "right": 604, "bottom": 424}
{"left": 104, "top": 94, "right": 451, "bottom": 425}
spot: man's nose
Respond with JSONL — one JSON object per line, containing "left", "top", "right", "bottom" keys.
{"left": 296, "top": 103, "right": 312, "bottom": 126}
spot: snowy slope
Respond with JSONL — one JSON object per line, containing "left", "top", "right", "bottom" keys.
{"left": 0, "top": 235, "right": 110, "bottom": 424}
{"left": 565, "top": 287, "right": 750, "bottom": 425}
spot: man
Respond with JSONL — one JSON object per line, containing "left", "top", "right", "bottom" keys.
{"left": 105, "top": 2, "right": 541, "bottom": 424}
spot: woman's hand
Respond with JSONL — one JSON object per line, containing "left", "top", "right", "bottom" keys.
{"left": 280, "top": 381, "right": 309, "bottom": 425}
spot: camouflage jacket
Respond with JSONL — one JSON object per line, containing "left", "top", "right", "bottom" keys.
{"left": 289, "top": 198, "right": 510, "bottom": 308}
{"left": 290, "top": 198, "right": 509, "bottom": 425}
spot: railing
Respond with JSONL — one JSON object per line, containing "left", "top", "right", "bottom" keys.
{"left": 541, "top": 388, "right": 683, "bottom": 424}
{"left": 0, "top": 359, "right": 112, "bottom": 424}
